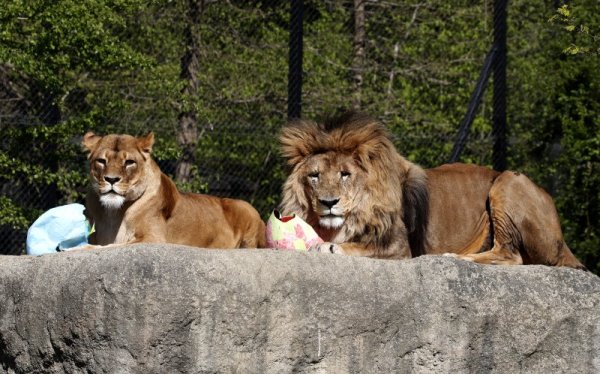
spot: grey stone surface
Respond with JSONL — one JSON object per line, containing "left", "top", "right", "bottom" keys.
{"left": 0, "top": 244, "right": 599, "bottom": 373}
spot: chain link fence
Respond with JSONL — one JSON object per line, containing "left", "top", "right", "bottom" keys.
{"left": 1, "top": 0, "right": 504, "bottom": 255}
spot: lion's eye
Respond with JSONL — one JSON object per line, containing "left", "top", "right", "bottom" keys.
{"left": 95, "top": 158, "right": 106, "bottom": 167}
{"left": 308, "top": 172, "right": 320, "bottom": 182}
{"left": 125, "top": 159, "right": 136, "bottom": 167}
{"left": 341, "top": 171, "right": 351, "bottom": 181}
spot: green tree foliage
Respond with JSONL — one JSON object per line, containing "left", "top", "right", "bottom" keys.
{"left": 509, "top": 0, "right": 600, "bottom": 272}
{"left": 549, "top": 3, "right": 599, "bottom": 55}
{"left": 0, "top": 0, "right": 153, "bottom": 239}
{"left": 0, "top": 0, "right": 597, "bottom": 272}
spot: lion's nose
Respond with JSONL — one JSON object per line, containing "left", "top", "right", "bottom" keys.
{"left": 104, "top": 176, "right": 121, "bottom": 185}
{"left": 319, "top": 198, "right": 340, "bottom": 209}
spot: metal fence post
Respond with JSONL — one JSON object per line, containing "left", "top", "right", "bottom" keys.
{"left": 492, "top": 0, "right": 508, "bottom": 171}
{"left": 449, "top": 46, "right": 497, "bottom": 163}
{"left": 288, "top": 0, "right": 304, "bottom": 120}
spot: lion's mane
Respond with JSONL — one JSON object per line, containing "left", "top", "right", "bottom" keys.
{"left": 280, "top": 112, "right": 429, "bottom": 257}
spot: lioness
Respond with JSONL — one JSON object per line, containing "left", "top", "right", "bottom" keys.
{"left": 83, "top": 131, "right": 266, "bottom": 249}
{"left": 279, "top": 112, "right": 585, "bottom": 269}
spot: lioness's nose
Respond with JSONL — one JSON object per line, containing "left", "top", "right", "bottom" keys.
{"left": 104, "top": 176, "right": 121, "bottom": 185}
{"left": 319, "top": 198, "right": 340, "bottom": 209}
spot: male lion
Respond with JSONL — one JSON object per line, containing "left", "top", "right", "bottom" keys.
{"left": 83, "top": 131, "right": 266, "bottom": 249}
{"left": 279, "top": 112, "right": 585, "bottom": 269}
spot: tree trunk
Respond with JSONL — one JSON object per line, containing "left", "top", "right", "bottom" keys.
{"left": 352, "top": 0, "right": 366, "bottom": 111}
{"left": 385, "top": 42, "right": 399, "bottom": 115}
{"left": 176, "top": 0, "right": 204, "bottom": 184}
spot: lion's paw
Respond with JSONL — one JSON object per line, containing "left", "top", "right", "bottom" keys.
{"left": 309, "top": 242, "right": 344, "bottom": 255}
{"left": 442, "top": 252, "right": 474, "bottom": 262}
{"left": 442, "top": 252, "right": 459, "bottom": 258}
{"left": 64, "top": 244, "right": 101, "bottom": 253}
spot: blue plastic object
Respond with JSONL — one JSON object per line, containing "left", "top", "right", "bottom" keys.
{"left": 26, "top": 203, "right": 91, "bottom": 256}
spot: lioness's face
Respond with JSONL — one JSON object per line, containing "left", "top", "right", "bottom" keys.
{"left": 302, "top": 152, "right": 365, "bottom": 229}
{"left": 83, "top": 133, "right": 153, "bottom": 210}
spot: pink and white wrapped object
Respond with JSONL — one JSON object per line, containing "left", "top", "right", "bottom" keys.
{"left": 266, "top": 210, "right": 323, "bottom": 251}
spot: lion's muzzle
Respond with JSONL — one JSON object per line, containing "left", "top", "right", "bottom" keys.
{"left": 317, "top": 198, "right": 345, "bottom": 229}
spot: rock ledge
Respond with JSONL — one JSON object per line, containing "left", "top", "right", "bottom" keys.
{"left": 1, "top": 244, "right": 599, "bottom": 373}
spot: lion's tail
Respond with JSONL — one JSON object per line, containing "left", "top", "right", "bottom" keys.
{"left": 556, "top": 242, "right": 588, "bottom": 271}
{"left": 244, "top": 219, "right": 267, "bottom": 249}
{"left": 239, "top": 205, "right": 267, "bottom": 249}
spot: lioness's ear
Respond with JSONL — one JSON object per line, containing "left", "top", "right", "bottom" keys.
{"left": 138, "top": 132, "right": 155, "bottom": 154}
{"left": 82, "top": 132, "right": 102, "bottom": 154}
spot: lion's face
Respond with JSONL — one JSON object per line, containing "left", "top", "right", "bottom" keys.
{"left": 300, "top": 152, "right": 367, "bottom": 229}
{"left": 83, "top": 132, "right": 154, "bottom": 210}
{"left": 280, "top": 114, "right": 411, "bottom": 243}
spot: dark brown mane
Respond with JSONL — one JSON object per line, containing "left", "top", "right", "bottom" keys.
{"left": 280, "top": 111, "right": 430, "bottom": 258}
{"left": 280, "top": 112, "right": 397, "bottom": 168}
{"left": 403, "top": 168, "right": 429, "bottom": 257}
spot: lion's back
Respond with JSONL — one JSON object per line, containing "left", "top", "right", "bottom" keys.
{"left": 167, "top": 192, "right": 265, "bottom": 248}
{"left": 425, "top": 164, "right": 500, "bottom": 254}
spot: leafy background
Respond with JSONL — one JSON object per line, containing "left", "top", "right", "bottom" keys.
{"left": 0, "top": 0, "right": 598, "bottom": 273}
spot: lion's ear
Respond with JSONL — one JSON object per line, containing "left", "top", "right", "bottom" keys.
{"left": 280, "top": 119, "right": 320, "bottom": 167}
{"left": 350, "top": 122, "right": 394, "bottom": 168}
{"left": 138, "top": 132, "right": 155, "bottom": 154}
{"left": 82, "top": 132, "right": 102, "bottom": 154}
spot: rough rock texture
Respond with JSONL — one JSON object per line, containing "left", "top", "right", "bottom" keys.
{"left": 0, "top": 245, "right": 599, "bottom": 373}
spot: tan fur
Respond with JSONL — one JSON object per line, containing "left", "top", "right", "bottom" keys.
{"left": 279, "top": 112, "right": 585, "bottom": 269}
{"left": 82, "top": 132, "right": 266, "bottom": 249}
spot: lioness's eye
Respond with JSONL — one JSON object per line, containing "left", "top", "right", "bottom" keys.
{"left": 125, "top": 159, "right": 136, "bottom": 167}
{"left": 95, "top": 158, "right": 106, "bottom": 166}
